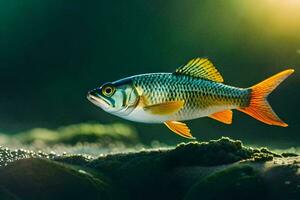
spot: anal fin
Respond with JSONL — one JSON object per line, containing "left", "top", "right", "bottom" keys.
{"left": 164, "top": 121, "right": 195, "bottom": 139}
{"left": 209, "top": 110, "right": 233, "bottom": 124}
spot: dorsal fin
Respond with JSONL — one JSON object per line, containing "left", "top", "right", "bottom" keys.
{"left": 174, "top": 58, "right": 224, "bottom": 83}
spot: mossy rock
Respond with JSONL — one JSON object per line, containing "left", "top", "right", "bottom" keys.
{"left": 11, "top": 123, "right": 139, "bottom": 146}
{"left": 0, "top": 137, "right": 299, "bottom": 200}
{"left": 0, "top": 158, "right": 111, "bottom": 200}
{"left": 185, "top": 165, "right": 267, "bottom": 200}
{"left": 0, "top": 186, "right": 19, "bottom": 200}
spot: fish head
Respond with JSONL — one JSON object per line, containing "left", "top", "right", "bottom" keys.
{"left": 87, "top": 79, "right": 139, "bottom": 116}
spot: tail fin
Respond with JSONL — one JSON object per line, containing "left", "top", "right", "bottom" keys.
{"left": 237, "top": 69, "right": 294, "bottom": 127}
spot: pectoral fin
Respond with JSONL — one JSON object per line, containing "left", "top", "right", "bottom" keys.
{"left": 209, "top": 110, "right": 233, "bottom": 124}
{"left": 143, "top": 100, "right": 184, "bottom": 115}
{"left": 164, "top": 121, "right": 195, "bottom": 139}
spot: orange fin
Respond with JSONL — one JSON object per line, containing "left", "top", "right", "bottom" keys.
{"left": 238, "top": 69, "right": 294, "bottom": 127}
{"left": 164, "top": 121, "right": 195, "bottom": 139}
{"left": 209, "top": 110, "right": 233, "bottom": 124}
{"left": 143, "top": 100, "right": 184, "bottom": 115}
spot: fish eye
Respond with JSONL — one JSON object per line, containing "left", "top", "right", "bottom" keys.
{"left": 105, "top": 87, "right": 112, "bottom": 94}
{"left": 102, "top": 84, "right": 115, "bottom": 97}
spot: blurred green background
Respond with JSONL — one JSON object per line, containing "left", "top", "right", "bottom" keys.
{"left": 0, "top": 0, "right": 299, "bottom": 148}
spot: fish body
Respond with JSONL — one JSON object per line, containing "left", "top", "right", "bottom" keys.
{"left": 87, "top": 58, "right": 294, "bottom": 139}
{"left": 118, "top": 73, "right": 249, "bottom": 123}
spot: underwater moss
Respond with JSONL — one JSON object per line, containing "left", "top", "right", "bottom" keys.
{"left": 82, "top": 137, "right": 289, "bottom": 200}
{"left": 87, "top": 137, "right": 279, "bottom": 172}
{"left": 0, "top": 146, "right": 55, "bottom": 167}
{"left": 4, "top": 123, "right": 138, "bottom": 147}
{"left": 281, "top": 152, "right": 299, "bottom": 157}
{"left": 0, "top": 137, "right": 298, "bottom": 200}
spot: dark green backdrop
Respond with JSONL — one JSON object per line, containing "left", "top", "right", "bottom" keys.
{"left": 0, "top": 0, "right": 299, "bottom": 147}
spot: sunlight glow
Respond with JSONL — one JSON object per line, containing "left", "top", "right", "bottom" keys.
{"left": 266, "top": 0, "right": 300, "bottom": 33}
{"left": 237, "top": 0, "right": 300, "bottom": 37}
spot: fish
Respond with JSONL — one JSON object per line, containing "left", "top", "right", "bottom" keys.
{"left": 87, "top": 58, "right": 294, "bottom": 139}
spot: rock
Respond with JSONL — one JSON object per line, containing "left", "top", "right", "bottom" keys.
{"left": 0, "top": 137, "right": 299, "bottom": 200}
{"left": 184, "top": 165, "right": 266, "bottom": 200}
{"left": 0, "top": 158, "right": 111, "bottom": 200}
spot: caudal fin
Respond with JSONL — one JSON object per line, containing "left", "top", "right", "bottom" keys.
{"left": 237, "top": 69, "right": 294, "bottom": 127}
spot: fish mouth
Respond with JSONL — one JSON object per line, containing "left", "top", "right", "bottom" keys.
{"left": 87, "top": 92, "right": 111, "bottom": 109}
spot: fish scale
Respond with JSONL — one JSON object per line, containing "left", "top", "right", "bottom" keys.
{"left": 132, "top": 73, "right": 250, "bottom": 121}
